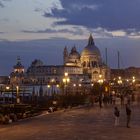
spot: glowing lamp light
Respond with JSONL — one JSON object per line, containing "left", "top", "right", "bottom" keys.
{"left": 56, "top": 84, "right": 59, "bottom": 88}
{"left": 73, "top": 84, "right": 76, "bottom": 87}
{"left": 47, "top": 85, "right": 50, "bottom": 88}
{"left": 6, "top": 86, "right": 10, "bottom": 90}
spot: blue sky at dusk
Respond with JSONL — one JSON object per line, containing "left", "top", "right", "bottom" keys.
{"left": 0, "top": 0, "right": 140, "bottom": 75}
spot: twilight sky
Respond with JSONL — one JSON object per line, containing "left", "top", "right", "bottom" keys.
{"left": 0, "top": 0, "right": 140, "bottom": 75}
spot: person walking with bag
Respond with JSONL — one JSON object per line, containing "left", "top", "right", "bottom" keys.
{"left": 126, "top": 104, "right": 131, "bottom": 128}
{"left": 114, "top": 106, "right": 120, "bottom": 126}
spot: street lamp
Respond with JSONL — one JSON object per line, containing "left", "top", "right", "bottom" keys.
{"left": 51, "top": 79, "right": 55, "bottom": 95}
{"left": 56, "top": 84, "right": 59, "bottom": 94}
{"left": 117, "top": 76, "right": 123, "bottom": 94}
{"left": 16, "top": 86, "right": 20, "bottom": 104}
{"left": 5, "top": 86, "right": 10, "bottom": 103}
{"left": 132, "top": 76, "right": 136, "bottom": 90}
{"left": 6, "top": 86, "right": 10, "bottom": 90}
{"left": 118, "top": 76, "right": 122, "bottom": 85}
{"left": 47, "top": 85, "right": 51, "bottom": 96}
{"left": 63, "top": 72, "right": 70, "bottom": 94}
{"left": 98, "top": 74, "right": 103, "bottom": 108}
{"left": 56, "top": 84, "right": 59, "bottom": 88}
{"left": 132, "top": 76, "right": 136, "bottom": 83}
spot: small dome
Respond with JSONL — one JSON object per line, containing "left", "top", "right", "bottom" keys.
{"left": 31, "top": 59, "right": 43, "bottom": 67}
{"left": 69, "top": 52, "right": 80, "bottom": 59}
{"left": 69, "top": 46, "right": 80, "bottom": 59}
{"left": 81, "top": 34, "right": 101, "bottom": 56}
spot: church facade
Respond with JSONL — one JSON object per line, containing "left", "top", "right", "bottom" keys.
{"left": 10, "top": 34, "right": 110, "bottom": 85}
{"left": 63, "top": 34, "right": 110, "bottom": 82}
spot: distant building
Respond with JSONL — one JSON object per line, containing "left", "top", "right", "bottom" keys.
{"left": 0, "top": 76, "right": 9, "bottom": 85}
{"left": 10, "top": 56, "right": 25, "bottom": 85}
{"left": 10, "top": 34, "right": 110, "bottom": 85}
{"left": 111, "top": 67, "right": 140, "bottom": 80}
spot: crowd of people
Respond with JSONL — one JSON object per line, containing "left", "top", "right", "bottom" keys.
{"left": 86, "top": 91, "right": 135, "bottom": 128}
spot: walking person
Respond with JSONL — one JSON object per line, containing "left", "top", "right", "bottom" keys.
{"left": 99, "top": 95, "right": 102, "bottom": 108}
{"left": 114, "top": 107, "right": 120, "bottom": 126}
{"left": 126, "top": 104, "right": 131, "bottom": 128}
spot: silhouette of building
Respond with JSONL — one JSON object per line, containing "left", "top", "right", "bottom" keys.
{"left": 10, "top": 34, "right": 110, "bottom": 85}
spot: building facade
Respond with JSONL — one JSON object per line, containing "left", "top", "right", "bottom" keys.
{"left": 64, "top": 34, "right": 110, "bottom": 82}
{"left": 10, "top": 34, "right": 110, "bottom": 86}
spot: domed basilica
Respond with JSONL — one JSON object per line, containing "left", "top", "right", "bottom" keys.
{"left": 64, "top": 34, "right": 110, "bottom": 82}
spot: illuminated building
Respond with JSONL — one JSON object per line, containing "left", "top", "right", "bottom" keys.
{"left": 10, "top": 35, "right": 110, "bottom": 85}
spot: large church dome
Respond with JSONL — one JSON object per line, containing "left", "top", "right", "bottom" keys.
{"left": 81, "top": 34, "right": 101, "bottom": 56}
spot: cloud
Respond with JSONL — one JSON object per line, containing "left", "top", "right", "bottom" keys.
{"left": 0, "top": 31, "right": 4, "bottom": 34}
{"left": 34, "top": 0, "right": 63, "bottom": 14}
{"left": 44, "top": 0, "right": 140, "bottom": 32}
{"left": 0, "top": 0, "right": 11, "bottom": 8}
{"left": 22, "top": 27, "right": 84, "bottom": 35}
{"left": 0, "top": 1, "right": 4, "bottom": 7}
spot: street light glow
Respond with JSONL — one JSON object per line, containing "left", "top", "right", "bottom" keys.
{"left": 73, "top": 84, "right": 76, "bottom": 87}
{"left": 64, "top": 72, "right": 68, "bottom": 77}
{"left": 99, "top": 74, "right": 102, "bottom": 78}
{"left": 56, "top": 84, "right": 59, "bottom": 88}
{"left": 6, "top": 86, "right": 10, "bottom": 90}
{"left": 51, "top": 79, "right": 55, "bottom": 82}
{"left": 47, "top": 85, "right": 50, "bottom": 88}
{"left": 79, "top": 84, "right": 82, "bottom": 87}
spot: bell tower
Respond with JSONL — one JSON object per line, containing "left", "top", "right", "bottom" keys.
{"left": 10, "top": 56, "right": 25, "bottom": 85}
{"left": 63, "top": 46, "right": 68, "bottom": 64}
{"left": 14, "top": 56, "right": 25, "bottom": 73}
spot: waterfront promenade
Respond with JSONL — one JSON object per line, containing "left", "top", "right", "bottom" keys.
{"left": 0, "top": 102, "right": 140, "bottom": 140}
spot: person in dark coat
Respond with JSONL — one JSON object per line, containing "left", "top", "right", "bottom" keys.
{"left": 114, "top": 107, "right": 120, "bottom": 126}
{"left": 126, "top": 104, "right": 131, "bottom": 128}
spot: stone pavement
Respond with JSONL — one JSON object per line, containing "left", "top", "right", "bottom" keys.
{"left": 0, "top": 103, "right": 140, "bottom": 140}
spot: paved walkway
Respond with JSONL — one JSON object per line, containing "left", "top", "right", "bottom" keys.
{"left": 0, "top": 103, "right": 140, "bottom": 140}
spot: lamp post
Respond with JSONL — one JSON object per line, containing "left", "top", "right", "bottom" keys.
{"left": 73, "top": 84, "right": 76, "bottom": 94}
{"left": 51, "top": 79, "right": 55, "bottom": 95}
{"left": 117, "top": 76, "right": 123, "bottom": 95}
{"left": 98, "top": 74, "right": 103, "bottom": 108}
{"left": 78, "top": 84, "right": 82, "bottom": 94}
{"left": 5, "top": 86, "right": 10, "bottom": 103}
{"left": 47, "top": 85, "right": 51, "bottom": 96}
{"left": 132, "top": 76, "right": 136, "bottom": 84}
{"left": 56, "top": 84, "right": 60, "bottom": 94}
{"left": 63, "top": 72, "right": 70, "bottom": 94}
{"left": 132, "top": 76, "right": 136, "bottom": 90}
{"left": 16, "top": 86, "right": 20, "bottom": 104}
